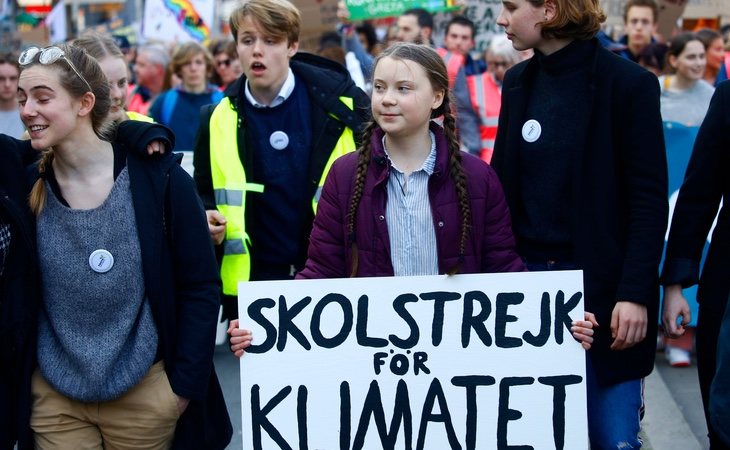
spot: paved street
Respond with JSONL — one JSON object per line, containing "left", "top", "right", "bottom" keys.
{"left": 214, "top": 340, "right": 710, "bottom": 450}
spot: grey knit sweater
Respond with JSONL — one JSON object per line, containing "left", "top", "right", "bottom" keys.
{"left": 36, "top": 167, "right": 158, "bottom": 402}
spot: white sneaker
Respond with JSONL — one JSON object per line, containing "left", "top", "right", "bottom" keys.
{"left": 665, "top": 346, "right": 691, "bottom": 368}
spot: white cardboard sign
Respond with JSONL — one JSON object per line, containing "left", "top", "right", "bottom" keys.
{"left": 238, "top": 271, "right": 588, "bottom": 450}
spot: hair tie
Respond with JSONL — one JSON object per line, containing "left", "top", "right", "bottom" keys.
{"left": 38, "top": 171, "right": 47, "bottom": 180}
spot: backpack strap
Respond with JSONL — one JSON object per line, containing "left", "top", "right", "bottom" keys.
{"left": 161, "top": 90, "right": 179, "bottom": 126}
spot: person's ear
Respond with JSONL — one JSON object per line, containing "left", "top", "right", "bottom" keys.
{"left": 423, "top": 26, "right": 433, "bottom": 42}
{"left": 545, "top": 0, "right": 556, "bottom": 20}
{"left": 668, "top": 54, "right": 678, "bottom": 71}
{"left": 287, "top": 41, "right": 300, "bottom": 58}
{"left": 432, "top": 89, "right": 445, "bottom": 111}
{"left": 77, "top": 91, "right": 96, "bottom": 118}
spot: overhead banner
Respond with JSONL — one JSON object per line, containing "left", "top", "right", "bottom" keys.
{"left": 345, "top": 0, "right": 460, "bottom": 21}
{"left": 238, "top": 271, "right": 588, "bottom": 449}
{"left": 142, "top": 0, "right": 214, "bottom": 42}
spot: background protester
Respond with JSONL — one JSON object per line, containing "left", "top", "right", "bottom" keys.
{"left": 491, "top": 0, "right": 667, "bottom": 447}
{"left": 150, "top": 41, "right": 223, "bottom": 150}
{"left": 127, "top": 42, "right": 169, "bottom": 115}
{"left": 0, "top": 53, "right": 24, "bottom": 138}
{"left": 209, "top": 38, "right": 243, "bottom": 90}
{"left": 615, "top": 0, "right": 659, "bottom": 62}
{"left": 696, "top": 28, "right": 726, "bottom": 86}
{"left": 465, "top": 34, "right": 524, "bottom": 163}
{"left": 658, "top": 32, "right": 714, "bottom": 368}
{"left": 17, "top": 44, "right": 230, "bottom": 449}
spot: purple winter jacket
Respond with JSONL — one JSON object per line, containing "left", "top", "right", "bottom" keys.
{"left": 298, "top": 122, "right": 525, "bottom": 279}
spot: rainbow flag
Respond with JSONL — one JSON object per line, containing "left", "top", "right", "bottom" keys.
{"left": 163, "top": 0, "right": 209, "bottom": 41}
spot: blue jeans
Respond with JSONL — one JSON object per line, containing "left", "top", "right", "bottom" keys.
{"left": 586, "top": 356, "right": 643, "bottom": 449}
{"left": 526, "top": 259, "right": 643, "bottom": 449}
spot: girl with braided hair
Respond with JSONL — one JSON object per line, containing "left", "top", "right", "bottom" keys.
{"left": 229, "top": 42, "right": 596, "bottom": 355}
{"left": 298, "top": 42, "right": 523, "bottom": 279}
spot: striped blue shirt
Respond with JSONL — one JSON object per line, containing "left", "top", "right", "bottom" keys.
{"left": 383, "top": 132, "right": 439, "bottom": 276}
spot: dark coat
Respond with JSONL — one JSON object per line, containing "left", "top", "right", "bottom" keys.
{"left": 0, "top": 135, "right": 37, "bottom": 450}
{"left": 298, "top": 122, "right": 525, "bottom": 279}
{"left": 662, "top": 81, "right": 730, "bottom": 447}
{"left": 662, "top": 81, "right": 730, "bottom": 314}
{"left": 118, "top": 126, "right": 233, "bottom": 449}
{"left": 492, "top": 39, "right": 668, "bottom": 385}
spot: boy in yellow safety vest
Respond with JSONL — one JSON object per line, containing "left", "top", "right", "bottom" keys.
{"left": 192, "top": 0, "right": 370, "bottom": 319}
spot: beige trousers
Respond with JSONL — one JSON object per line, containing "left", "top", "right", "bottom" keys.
{"left": 31, "top": 361, "right": 180, "bottom": 450}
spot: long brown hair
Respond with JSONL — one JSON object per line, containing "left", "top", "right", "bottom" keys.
{"left": 24, "top": 44, "right": 112, "bottom": 216}
{"left": 348, "top": 43, "right": 471, "bottom": 277}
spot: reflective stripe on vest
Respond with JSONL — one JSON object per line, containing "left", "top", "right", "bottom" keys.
{"left": 466, "top": 73, "right": 501, "bottom": 163}
{"left": 436, "top": 48, "right": 465, "bottom": 89}
{"left": 209, "top": 96, "right": 357, "bottom": 295}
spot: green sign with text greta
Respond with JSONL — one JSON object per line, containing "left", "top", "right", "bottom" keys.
{"left": 345, "top": 0, "right": 459, "bottom": 20}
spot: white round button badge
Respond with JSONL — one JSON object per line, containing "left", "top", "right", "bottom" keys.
{"left": 89, "top": 249, "right": 114, "bottom": 273}
{"left": 522, "top": 119, "right": 542, "bottom": 143}
{"left": 270, "top": 131, "right": 289, "bottom": 150}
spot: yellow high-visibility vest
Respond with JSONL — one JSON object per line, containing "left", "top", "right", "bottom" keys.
{"left": 209, "top": 96, "right": 357, "bottom": 295}
{"left": 125, "top": 111, "right": 154, "bottom": 122}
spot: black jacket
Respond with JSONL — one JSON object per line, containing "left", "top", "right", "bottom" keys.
{"left": 662, "top": 81, "right": 730, "bottom": 311}
{"left": 110, "top": 125, "right": 233, "bottom": 449}
{"left": 0, "top": 135, "right": 37, "bottom": 450}
{"left": 662, "top": 81, "right": 730, "bottom": 447}
{"left": 492, "top": 39, "right": 668, "bottom": 385}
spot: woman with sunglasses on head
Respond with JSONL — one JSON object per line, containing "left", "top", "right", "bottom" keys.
{"left": 16, "top": 44, "right": 232, "bottom": 450}
{"left": 2, "top": 59, "right": 171, "bottom": 450}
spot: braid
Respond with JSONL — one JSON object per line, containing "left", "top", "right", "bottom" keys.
{"left": 347, "top": 121, "right": 378, "bottom": 277}
{"left": 441, "top": 98, "right": 471, "bottom": 275}
{"left": 29, "top": 150, "right": 55, "bottom": 216}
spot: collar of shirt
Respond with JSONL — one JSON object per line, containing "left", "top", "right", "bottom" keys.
{"left": 382, "top": 131, "right": 437, "bottom": 176}
{"left": 244, "top": 68, "right": 296, "bottom": 108}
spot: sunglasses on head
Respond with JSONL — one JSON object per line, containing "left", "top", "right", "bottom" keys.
{"left": 18, "top": 46, "right": 92, "bottom": 92}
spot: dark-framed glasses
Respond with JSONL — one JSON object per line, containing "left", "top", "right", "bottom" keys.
{"left": 18, "top": 46, "right": 92, "bottom": 92}
{"left": 216, "top": 58, "right": 231, "bottom": 68}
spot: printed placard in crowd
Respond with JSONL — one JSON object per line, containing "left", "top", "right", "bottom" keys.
{"left": 345, "top": 0, "right": 460, "bottom": 21}
{"left": 238, "top": 271, "right": 588, "bottom": 449}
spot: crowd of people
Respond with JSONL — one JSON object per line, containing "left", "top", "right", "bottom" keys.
{"left": 2, "top": 0, "right": 730, "bottom": 448}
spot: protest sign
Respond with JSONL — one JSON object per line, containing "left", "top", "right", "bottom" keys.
{"left": 238, "top": 271, "right": 588, "bottom": 449}
{"left": 142, "top": 0, "right": 214, "bottom": 42}
{"left": 345, "top": 0, "right": 460, "bottom": 21}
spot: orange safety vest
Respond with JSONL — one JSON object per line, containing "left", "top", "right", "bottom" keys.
{"left": 465, "top": 72, "right": 501, "bottom": 163}
{"left": 436, "top": 48, "right": 465, "bottom": 89}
